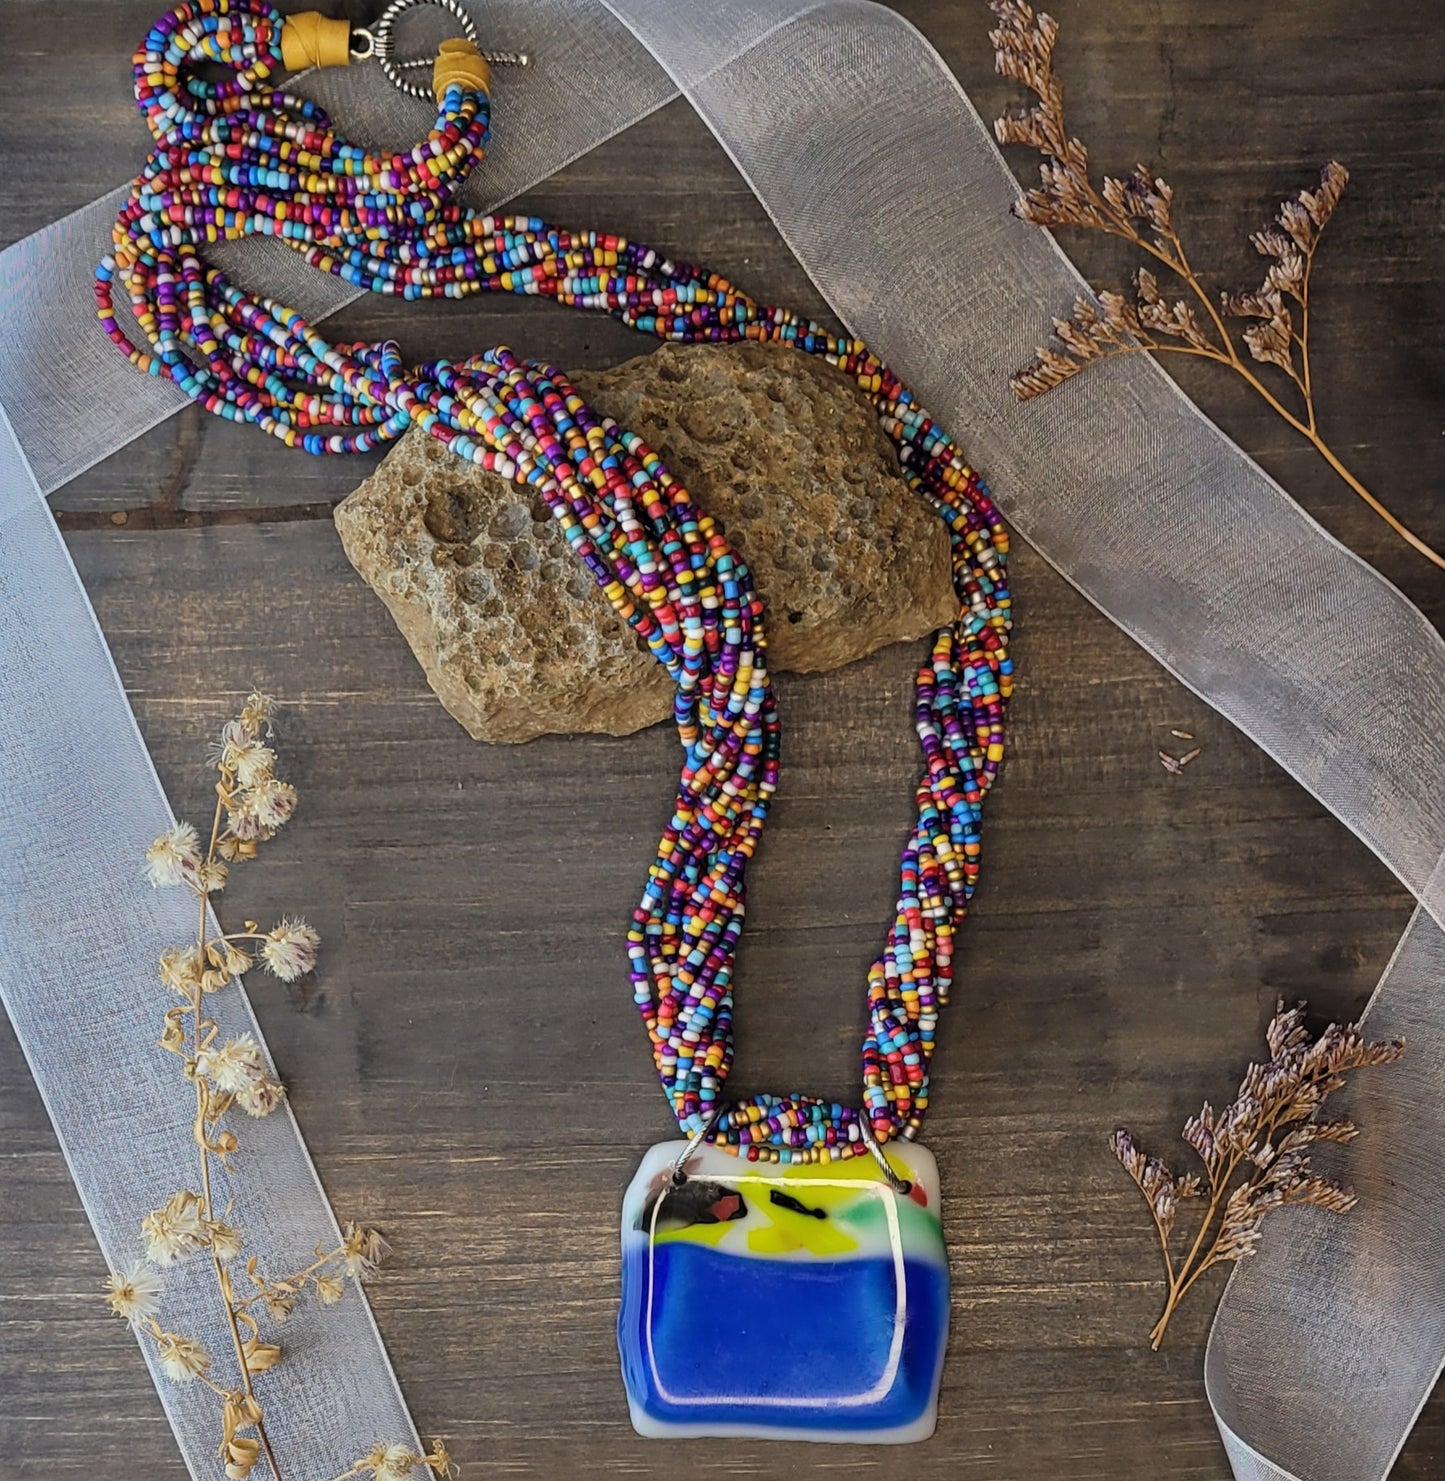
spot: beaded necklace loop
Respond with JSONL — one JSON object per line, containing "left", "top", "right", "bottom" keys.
{"left": 99, "top": 0, "right": 1013, "bottom": 1164}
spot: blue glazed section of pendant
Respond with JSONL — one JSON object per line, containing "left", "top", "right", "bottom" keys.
{"left": 618, "top": 1142, "right": 948, "bottom": 1442}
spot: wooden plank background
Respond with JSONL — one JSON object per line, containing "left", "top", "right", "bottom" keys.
{"left": 1, "top": 0, "right": 1441, "bottom": 1475}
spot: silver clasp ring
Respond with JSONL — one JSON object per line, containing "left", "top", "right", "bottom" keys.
{"left": 371, "top": 0, "right": 529, "bottom": 99}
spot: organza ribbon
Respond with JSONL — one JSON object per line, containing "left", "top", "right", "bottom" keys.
{"left": 0, "top": 401, "right": 423, "bottom": 1469}
{"left": 0, "top": 2, "right": 1440, "bottom": 1477}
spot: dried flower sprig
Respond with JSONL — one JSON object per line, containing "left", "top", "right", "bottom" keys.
{"left": 989, "top": 0, "right": 1443, "bottom": 571}
{"left": 1112, "top": 1000, "right": 1403, "bottom": 1349}
{"left": 105, "top": 693, "right": 414, "bottom": 1480}
{"left": 331, "top": 1439, "right": 457, "bottom": 1481}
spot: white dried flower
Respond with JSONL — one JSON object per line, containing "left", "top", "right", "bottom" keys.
{"left": 198, "top": 859, "right": 229, "bottom": 893}
{"left": 103, "top": 1261, "right": 163, "bottom": 1325}
{"left": 145, "top": 823, "right": 202, "bottom": 888}
{"left": 314, "top": 1272, "right": 346, "bottom": 1306}
{"left": 210, "top": 718, "right": 248, "bottom": 764}
{"left": 261, "top": 917, "right": 319, "bottom": 981}
{"left": 213, "top": 718, "right": 277, "bottom": 786}
{"left": 246, "top": 777, "right": 298, "bottom": 833}
{"left": 375, "top": 1445, "right": 421, "bottom": 1481}
{"left": 206, "top": 1220, "right": 244, "bottom": 1263}
{"left": 156, "top": 1332, "right": 211, "bottom": 1385}
{"left": 158, "top": 944, "right": 203, "bottom": 995}
{"left": 228, "top": 802, "right": 267, "bottom": 842}
{"left": 355, "top": 1442, "right": 454, "bottom": 1481}
{"left": 235, "top": 743, "right": 277, "bottom": 789}
{"left": 196, "top": 1034, "right": 269, "bottom": 1095}
{"left": 339, "top": 1223, "right": 391, "bottom": 1283}
{"left": 142, "top": 1191, "right": 209, "bottom": 1267}
{"left": 237, "top": 1079, "right": 286, "bottom": 1118}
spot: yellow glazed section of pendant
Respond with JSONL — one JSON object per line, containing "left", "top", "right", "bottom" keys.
{"left": 650, "top": 1157, "right": 941, "bottom": 1261}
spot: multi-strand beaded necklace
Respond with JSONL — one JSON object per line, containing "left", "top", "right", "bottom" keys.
{"left": 99, "top": 0, "right": 1010, "bottom": 1169}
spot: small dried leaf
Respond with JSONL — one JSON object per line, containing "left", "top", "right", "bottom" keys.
{"left": 989, "top": 1, "right": 1097, "bottom": 224}
{"left": 1108, "top": 165, "right": 1175, "bottom": 236}
{"left": 423, "top": 1438, "right": 457, "bottom": 1478}
{"left": 1285, "top": 1174, "right": 1358, "bottom": 1215}
{"left": 1310, "top": 1118, "right": 1358, "bottom": 1145}
{"left": 241, "top": 1337, "right": 283, "bottom": 1374}
{"left": 1182, "top": 1104, "right": 1219, "bottom": 1174}
{"left": 224, "top": 1436, "right": 262, "bottom": 1481}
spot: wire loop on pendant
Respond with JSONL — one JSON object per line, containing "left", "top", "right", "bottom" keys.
{"left": 670, "top": 1107, "right": 728, "bottom": 1186}
{"left": 858, "top": 1121, "right": 913, "bottom": 1196}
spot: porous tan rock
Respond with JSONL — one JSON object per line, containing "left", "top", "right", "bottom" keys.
{"left": 334, "top": 341, "right": 955, "bottom": 743}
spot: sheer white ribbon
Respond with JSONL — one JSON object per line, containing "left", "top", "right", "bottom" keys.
{"left": 0, "top": 2, "right": 1440, "bottom": 1476}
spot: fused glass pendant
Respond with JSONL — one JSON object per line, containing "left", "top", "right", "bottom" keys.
{"left": 618, "top": 1141, "right": 948, "bottom": 1443}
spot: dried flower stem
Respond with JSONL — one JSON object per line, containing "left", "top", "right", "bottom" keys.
{"left": 231, "top": 1252, "right": 332, "bottom": 1313}
{"left": 121, "top": 694, "right": 402, "bottom": 1479}
{"left": 989, "top": 0, "right": 1443, "bottom": 570}
{"left": 1145, "top": 1062, "right": 1325, "bottom": 1347}
{"left": 1113, "top": 1001, "right": 1403, "bottom": 1349}
{"left": 188, "top": 791, "right": 284, "bottom": 1481}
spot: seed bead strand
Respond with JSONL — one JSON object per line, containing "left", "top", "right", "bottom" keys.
{"left": 99, "top": 0, "right": 1013, "bottom": 1162}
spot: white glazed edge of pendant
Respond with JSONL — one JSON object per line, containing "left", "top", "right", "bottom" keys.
{"left": 623, "top": 1395, "right": 941, "bottom": 1444}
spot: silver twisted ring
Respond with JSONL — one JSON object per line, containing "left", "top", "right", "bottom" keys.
{"left": 372, "top": 0, "right": 527, "bottom": 100}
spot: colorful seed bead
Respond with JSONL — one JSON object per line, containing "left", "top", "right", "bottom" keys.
{"left": 101, "top": 0, "right": 1014, "bottom": 1159}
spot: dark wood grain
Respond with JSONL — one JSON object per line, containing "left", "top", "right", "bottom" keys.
{"left": 1, "top": 0, "right": 1441, "bottom": 1476}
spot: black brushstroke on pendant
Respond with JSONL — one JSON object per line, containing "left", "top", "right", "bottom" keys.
{"left": 769, "top": 1189, "right": 827, "bottom": 1220}
{"left": 646, "top": 1179, "right": 749, "bottom": 1231}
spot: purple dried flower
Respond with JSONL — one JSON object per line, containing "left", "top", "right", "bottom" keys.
{"left": 1112, "top": 999, "right": 1402, "bottom": 1349}
{"left": 988, "top": 2, "right": 1444, "bottom": 571}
